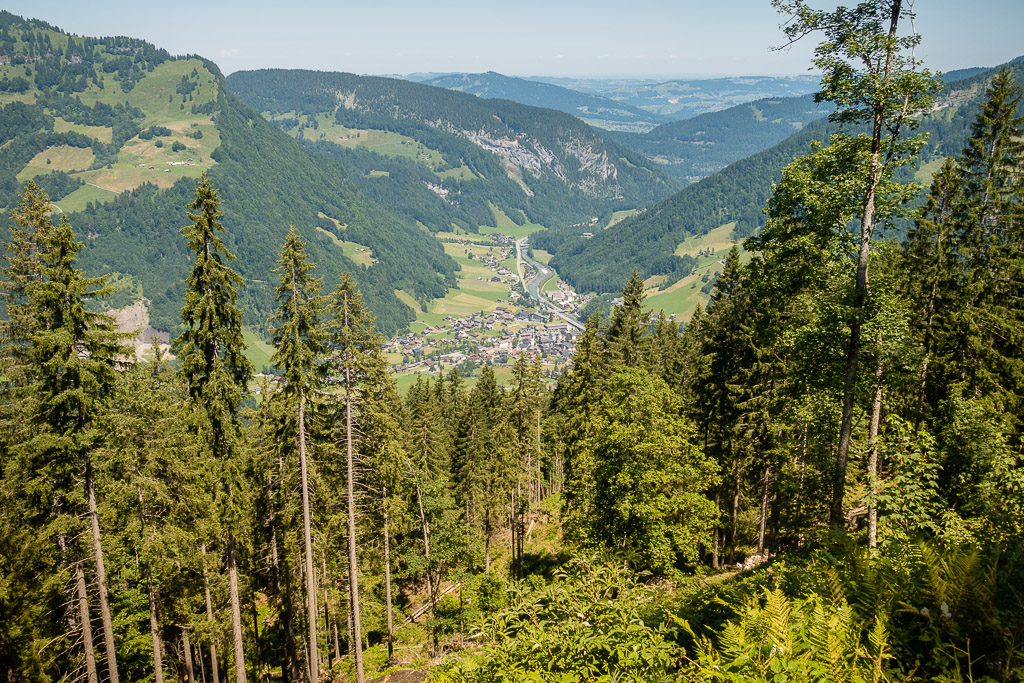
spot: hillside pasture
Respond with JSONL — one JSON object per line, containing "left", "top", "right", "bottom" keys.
{"left": 53, "top": 117, "right": 113, "bottom": 143}
{"left": 17, "top": 145, "right": 95, "bottom": 180}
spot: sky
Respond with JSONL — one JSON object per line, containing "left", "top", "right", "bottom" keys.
{"left": 7, "top": 0, "right": 1024, "bottom": 79}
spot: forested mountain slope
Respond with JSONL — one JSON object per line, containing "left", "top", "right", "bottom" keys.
{"left": 411, "top": 71, "right": 666, "bottom": 132}
{"left": 226, "top": 69, "right": 680, "bottom": 231}
{"left": 540, "top": 58, "right": 1024, "bottom": 295}
{"left": 606, "top": 93, "right": 830, "bottom": 179}
{"left": 0, "top": 11, "right": 455, "bottom": 334}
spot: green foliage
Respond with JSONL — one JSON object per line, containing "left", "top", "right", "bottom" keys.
{"left": 566, "top": 367, "right": 719, "bottom": 573}
{"left": 432, "top": 555, "right": 684, "bottom": 683}
{"left": 686, "top": 589, "right": 890, "bottom": 683}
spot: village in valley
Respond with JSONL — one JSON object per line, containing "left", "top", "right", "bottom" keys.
{"left": 384, "top": 230, "right": 591, "bottom": 388}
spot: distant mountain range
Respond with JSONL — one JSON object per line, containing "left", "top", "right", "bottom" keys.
{"left": 408, "top": 71, "right": 666, "bottom": 132}
{"left": 527, "top": 74, "right": 823, "bottom": 119}
{"left": 227, "top": 69, "right": 679, "bottom": 231}
{"left": 607, "top": 94, "right": 830, "bottom": 180}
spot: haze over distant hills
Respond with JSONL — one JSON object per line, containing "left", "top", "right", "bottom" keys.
{"left": 526, "top": 74, "right": 822, "bottom": 119}
{"left": 408, "top": 71, "right": 666, "bottom": 133}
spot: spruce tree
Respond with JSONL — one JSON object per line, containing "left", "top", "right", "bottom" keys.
{"left": 949, "top": 68, "right": 1024, "bottom": 414}
{"left": 606, "top": 269, "right": 648, "bottom": 368}
{"left": 269, "top": 226, "right": 325, "bottom": 683}
{"left": 16, "top": 209, "right": 130, "bottom": 683}
{"left": 325, "top": 272, "right": 380, "bottom": 683}
{"left": 174, "top": 173, "right": 252, "bottom": 683}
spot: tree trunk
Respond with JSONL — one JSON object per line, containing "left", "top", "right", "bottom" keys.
{"left": 415, "top": 485, "right": 434, "bottom": 611}
{"left": 144, "top": 560, "right": 164, "bottom": 683}
{"left": 72, "top": 540, "right": 100, "bottom": 683}
{"left": 250, "top": 593, "right": 262, "bottom": 682}
{"left": 344, "top": 360, "right": 365, "bottom": 683}
{"left": 867, "top": 356, "right": 885, "bottom": 548}
{"left": 729, "top": 454, "right": 740, "bottom": 565}
{"left": 86, "top": 461, "right": 119, "bottom": 683}
{"left": 183, "top": 630, "right": 195, "bottom": 683}
{"left": 226, "top": 526, "right": 246, "bottom": 683}
{"left": 483, "top": 508, "right": 491, "bottom": 574}
{"left": 711, "top": 491, "right": 720, "bottom": 570}
{"left": 298, "top": 392, "right": 320, "bottom": 683}
{"left": 322, "top": 556, "right": 332, "bottom": 675}
{"left": 383, "top": 487, "right": 395, "bottom": 665}
{"left": 757, "top": 466, "right": 771, "bottom": 556}
{"left": 201, "top": 544, "right": 220, "bottom": 683}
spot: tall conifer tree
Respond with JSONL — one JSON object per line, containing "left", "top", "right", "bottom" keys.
{"left": 269, "top": 227, "right": 325, "bottom": 683}
{"left": 174, "top": 173, "right": 253, "bottom": 683}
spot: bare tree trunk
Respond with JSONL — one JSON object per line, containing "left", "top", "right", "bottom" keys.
{"left": 333, "top": 621, "right": 340, "bottom": 663}
{"left": 382, "top": 487, "right": 395, "bottom": 665}
{"left": 711, "top": 491, "right": 720, "bottom": 570}
{"left": 226, "top": 526, "right": 246, "bottom": 683}
{"left": 483, "top": 508, "right": 491, "bottom": 574}
{"left": 197, "top": 635, "right": 207, "bottom": 683}
{"left": 144, "top": 560, "right": 164, "bottom": 683}
{"left": 298, "top": 392, "right": 320, "bottom": 683}
{"left": 183, "top": 630, "right": 195, "bottom": 683}
{"left": 729, "top": 454, "right": 740, "bottom": 565}
{"left": 251, "top": 594, "right": 262, "bottom": 682}
{"left": 757, "top": 466, "right": 771, "bottom": 556}
{"left": 321, "top": 556, "right": 332, "bottom": 675}
{"left": 344, "top": 361, "right": 365, "bottom": 683}
{"left": 86, "top": 462, "right": 119, "bottom": 683}
{"left": 201, "top": 544, "right": 220, "bottom": 683}
{"left": 72, "top": 540, "right": 100, "bottom": 683}
{"left": 867, "top": 356, "right": 885, "bottom": 549}
{"left": 281, "top": 545, "right": 299, "bottom": 683}
{"left": 415, "top": 485, "right": 434, "bottom": 610}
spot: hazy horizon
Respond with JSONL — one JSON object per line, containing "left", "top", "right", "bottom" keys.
{"left": 3, "top": 0, "right": 1022, "bottom": 80}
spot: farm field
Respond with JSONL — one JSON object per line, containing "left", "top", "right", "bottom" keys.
{"left": 14, "top": 59, "right": 222, "bottom": 207}
{"left": 271, "top": 113, "right": 479, "bottom": 180}
{"left": 480, "top": 204, "right": 547, "bottom": 239}
{"left": 643, "top": 222, "right": 746, "bottom": 320}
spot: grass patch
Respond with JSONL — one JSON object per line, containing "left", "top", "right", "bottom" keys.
{"left": 54, "top": 183, "right": 118, "bottom": 213}
{"left": 674, "top": 222, "right": 738, "bottom": 259}
{"left": 317, "top": 211, "right": 347, "bottom": 232}
{"left": 315, "top": 227, "right": 375, "bottom": 267}
{"left": 530, "top": 248, "right": 554, "bottom": 265}
{"left": 915, "top": 156, "right": 945, "bottom": 184}
{"left": 606, "top": 209, "right": 637, "bottom": 228}
{"left": 52, "top": 117, "right": 113, "bottom": 143}
{"left": 243, "top": 328, "right": 276, "bottom": 373}
{"left": 394, "top": 289, "right": 420, "bottom": 312}
{"left": 17, "top": 145, "right": 94, "bottom": 180}
{"left": 480, "top": 204, "right": 546, "bottom": 239}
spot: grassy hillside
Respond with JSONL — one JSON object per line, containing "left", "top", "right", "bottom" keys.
{"left": 0, "top": 11, "right": 456, "bottom": 336}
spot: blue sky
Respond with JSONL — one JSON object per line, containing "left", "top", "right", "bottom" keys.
{"left": 8, "top": 0, "right": 1023, "bottom": 78}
